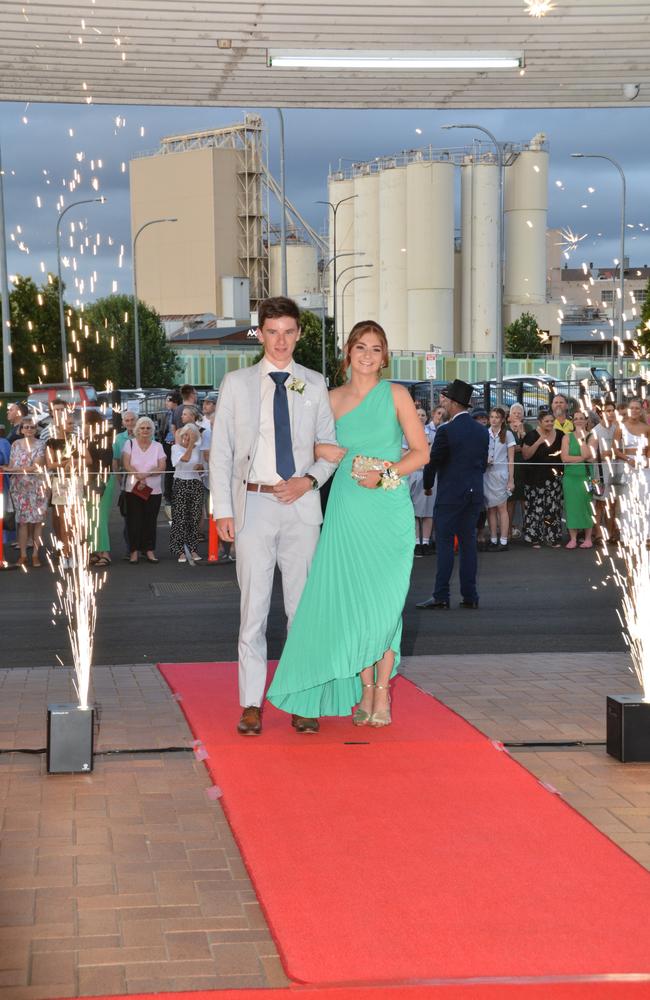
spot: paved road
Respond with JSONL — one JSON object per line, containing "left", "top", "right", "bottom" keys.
{"left": 1, "top": 510, "right": 624, "bottom": 668}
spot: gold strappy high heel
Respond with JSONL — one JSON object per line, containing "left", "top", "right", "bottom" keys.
{"left": 353, "top": 682, "right": 375, "bottom": 726}
{"left": 369, "top": 683, "right": 392, "bottom": 728}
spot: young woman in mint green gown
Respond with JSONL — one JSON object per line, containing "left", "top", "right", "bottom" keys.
{"left": 266, "top": 321, "right": 430, "bottom": 727}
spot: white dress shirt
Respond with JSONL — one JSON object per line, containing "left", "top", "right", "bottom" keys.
{"left": 249, "top": 358, "right": 296, "bottom": 485}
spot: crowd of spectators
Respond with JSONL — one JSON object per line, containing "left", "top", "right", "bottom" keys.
{"left": 407, "top": 392, "right": 650, "bottom": 555}
{"left": 0, "top": 384, "right": 218, "bottom": 569}
{"left": 2, "top": 382, "right": 649, "bottom": 568}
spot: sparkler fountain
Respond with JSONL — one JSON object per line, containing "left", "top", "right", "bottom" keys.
{"left": 46, "top": 405, "right": 107, "bottom": 773}
{"left": 604, "top": 440, "right": 650, "bottom": 761}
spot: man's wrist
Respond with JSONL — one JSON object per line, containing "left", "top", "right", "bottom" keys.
{"left": 304, "top": 474, "right": 319, "bottom": 491}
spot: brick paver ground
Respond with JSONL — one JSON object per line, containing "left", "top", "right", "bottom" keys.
{"left": 1, "top": 653, "right": 649, "bottom": 997}
{"left": 0, "top": 666, "right": 287, "bottom": 998}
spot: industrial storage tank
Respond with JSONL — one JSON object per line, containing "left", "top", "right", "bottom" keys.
{"left": 470, "top": 157, "right": 500, "bottom": 354}
{"left": 326, "top": 174, "right": 355, "bottom": 332}
{"left": 460, "top": 157, "right": 473, "bottom": 353}
{"left": 406, "top": 159, "right": 455, "bottom": 352}
{"left": 352, "top": 171, "right": 380, "bottom": 336}
{"left": 378, "top": 165, "right": 408, "bottom": 349}
{"left": 269, "top": 241, "right": 319, "bottom": 298}
{"left": 504, "top": 136, "right": 548, "bottom": 307}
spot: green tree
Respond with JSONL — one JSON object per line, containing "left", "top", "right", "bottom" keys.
{"left": 504, "top": 311, "right": 547, "bottom": 357}
{"left": 5, "top": 274, "right": 77, "bottom": 391}
{"left": 253, "top": 309, "right": 344, "bottom": 386}
{"left": 635, "top": 277, "right": 650, "bottom": 354}
{"left": 82, "top": 294, "right": 183, "bottom": 388}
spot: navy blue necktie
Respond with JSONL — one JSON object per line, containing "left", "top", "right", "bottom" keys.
{"left": 269, "top": 372, "right": 296, "bottom": 480}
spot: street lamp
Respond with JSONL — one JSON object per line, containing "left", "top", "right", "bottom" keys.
{"left": 442, "top": 123, "right": 504, "bottom": 400}
{"left": 132, "top": 217, "right": 177, "bottom": 388}
{"left": 340, "top": 273, "right": 370, "bottom": 352}
{"left": 336, "top": 263, "right": 374, "bottom": 352}
{"left": 319, "top": 250, "right": 365, "bottom": 375}
{"left": 572, "top": 153, "right": 626, "bottom": 373}
{"left": 0, "top": 140, "right": 12, "bottom": 392}
{"left": 277, "top": 109, "right": 287, "bottom": 296}
{"left": 316, "top": 194, "right": 357, "bottom": 353}
{"left": 56, "top": 196, "right": 106, "bottom": 377}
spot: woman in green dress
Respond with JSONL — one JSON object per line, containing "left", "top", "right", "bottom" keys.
{"left": 561, "top": 408, "right": 595, "bottom": 549}
{"left": 267, "top": 321, "right": 429, "bottom": 728}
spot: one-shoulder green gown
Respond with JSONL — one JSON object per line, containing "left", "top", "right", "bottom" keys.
{"left": 266, "top": 379, "right": 415, "bottom": 718}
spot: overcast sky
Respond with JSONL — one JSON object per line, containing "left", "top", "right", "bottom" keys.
{"left": 1, "top": 101, "right": 649, "bottom": 308}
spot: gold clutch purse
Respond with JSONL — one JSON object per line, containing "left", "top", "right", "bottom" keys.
{"left": 350, "top": 455, "right": 402, "bottom": 490}
{"left": 350, "top": 454, "right": 387, "bottom": 481}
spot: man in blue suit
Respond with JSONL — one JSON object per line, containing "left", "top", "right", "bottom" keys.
{"left": 416, "top": 380, "right": 489, "bottom": 610}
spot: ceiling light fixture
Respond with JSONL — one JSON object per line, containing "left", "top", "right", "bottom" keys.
{"left": 267, "top": 50, "right": 524, "bottom": 71}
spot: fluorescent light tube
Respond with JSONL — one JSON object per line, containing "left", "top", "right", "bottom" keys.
{"left": 267, "top": 50, "right": 524, "bottom": 70}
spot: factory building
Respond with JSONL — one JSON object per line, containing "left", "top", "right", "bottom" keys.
{"left": 327, "top": 135, "right": 550, "bottom": 353}
{"left": 130, "top": 116, "right": 269, "bottom": 319}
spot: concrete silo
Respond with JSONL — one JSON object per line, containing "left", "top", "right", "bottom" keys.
{"left": 378, "top": 165, "right": 408, "bottom": 349}
{"left": 504, "top": 136, "right": 548, "bottom": 311}
{"left": 351, "top": 171, "right": 380, "bottom": 336}
{"left": 269, "top": 240, "right": 319, "bottom": 298}
{"left": 470, "top": 157, "right": 500, "bottom": 354}
{"left": 460, "top": 157, "right": 473, "bottom": 353}
{"left": 406, "top": 159, "right": 455, "bottom": 352}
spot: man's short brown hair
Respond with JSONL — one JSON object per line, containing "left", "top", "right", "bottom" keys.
{"left": 258, "top": 296, "right": 301, "bottom": 330}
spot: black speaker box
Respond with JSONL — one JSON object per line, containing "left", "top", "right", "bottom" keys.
{"left": 606, "top": 695, "right": 650, "bottom": 763}
{"left": 47, "top": 704, "right": 95, "bottom": 773}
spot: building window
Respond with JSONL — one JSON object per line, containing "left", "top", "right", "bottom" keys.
{"left": 633, "top": 288, "right": 646, "bottom": 304}
{"left": 601, "top": 290, "right": 614, "bottom": 304}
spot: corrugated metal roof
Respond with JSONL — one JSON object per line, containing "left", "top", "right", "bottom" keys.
{"left": 1, "top": 0, "right": 649, "bottom": 108}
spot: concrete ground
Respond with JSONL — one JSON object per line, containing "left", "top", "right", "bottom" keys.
{"left": 0, "top": 507, "right": 625, "bottom": 667}
{"left": 1, "top": 514, "right": 648, "bottom": 997}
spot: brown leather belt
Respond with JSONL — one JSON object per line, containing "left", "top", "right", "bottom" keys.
{"left": 246, "top": 482, "right": 276, "bottom": 494}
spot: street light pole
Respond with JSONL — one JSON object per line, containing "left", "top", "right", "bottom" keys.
{"left": 132, "top": 217, "right": 177, "bottom": 388}
{"left": 56, "top": 196, "right": 106, "bottom": 378}
{"left": 0, "top": 140, "right": 12, "bottom": 392}
{"left": 319, "top": 250, "right": 364, "bottom": 376}
{"left": 571, "top": 153, "right": 626, "bottom": 373}
{"left": 340, "top": 274, "right": 370, "bottom": 352}
{"left": 316, "top": 194, "right": 357, "bottom": 357}
{"left": 442, "top": 123, "right": 504, "bottom": 400}
{"left": 335, "top": 262, "right": 374, "bottom": 346}
{"left": 276, "top": 109, "right": 288, "bottom": 296}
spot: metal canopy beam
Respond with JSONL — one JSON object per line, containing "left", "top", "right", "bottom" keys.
{"left": 0, "top": 0, "right": 649, "bottom": 109}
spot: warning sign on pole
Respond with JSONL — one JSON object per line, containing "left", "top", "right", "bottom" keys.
{"left": 425, "top": 352, "right": 438, "bottom": 380}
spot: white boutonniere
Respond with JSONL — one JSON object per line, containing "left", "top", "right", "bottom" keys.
{"left": 287, "top": 378, "right": 306, "bottom": 395}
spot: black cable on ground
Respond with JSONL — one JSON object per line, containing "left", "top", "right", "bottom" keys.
{"left": 503, "top": 740, "right": 606, "bottom": 749}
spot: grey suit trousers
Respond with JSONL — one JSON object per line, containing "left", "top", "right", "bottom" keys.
{"left": 235, "top": 492, "right": 320, "bottom": 707}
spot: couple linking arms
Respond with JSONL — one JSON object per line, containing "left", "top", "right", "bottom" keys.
{"left": 209, "top": 296, "right": 430, "bottom": 736}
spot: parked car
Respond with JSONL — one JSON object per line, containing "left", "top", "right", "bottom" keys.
{"left": 97, "top": 388, "right": 170, "bottom": 433}
{"left": 27, "top": 382, "right": 99, "bottom": 416}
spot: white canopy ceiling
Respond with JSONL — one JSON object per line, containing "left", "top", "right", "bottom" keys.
{"left": 0, "top": 0, "right": 648, "bottom": 109}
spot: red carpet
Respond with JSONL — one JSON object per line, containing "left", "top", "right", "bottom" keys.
{"left": 159, "top": 662, "right": 650, "bottom": 990}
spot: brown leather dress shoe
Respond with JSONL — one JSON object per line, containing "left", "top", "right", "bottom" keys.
{"left": 291, "top": 714, "right": 320, "bottom": 734}
{"left": 237, "top": 706, "right": 262, "bottom": 735}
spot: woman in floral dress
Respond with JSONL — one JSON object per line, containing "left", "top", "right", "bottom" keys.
{"left": 6, "top": 415, "right": 48, "bottom": 566}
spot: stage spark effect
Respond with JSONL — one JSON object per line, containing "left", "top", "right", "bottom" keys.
{"left": 602, "top": 456, "right": 650, "bottom": 702}
{"left": 555, "top": 226, "right": 588, "bottom": 255}
{"left": 45, "top": 405, "right": 107, "bottom": 710}
{"left": 525, "top": 0, "right": 555, "bottom": 18}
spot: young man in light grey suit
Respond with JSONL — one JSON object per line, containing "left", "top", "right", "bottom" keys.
{"left": 209, "top": 297, "right": 338, "bottom": 736}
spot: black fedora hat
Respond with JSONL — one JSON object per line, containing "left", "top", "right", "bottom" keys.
{"left": 441, "top": 379, "right": 474, "bottom": 408}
